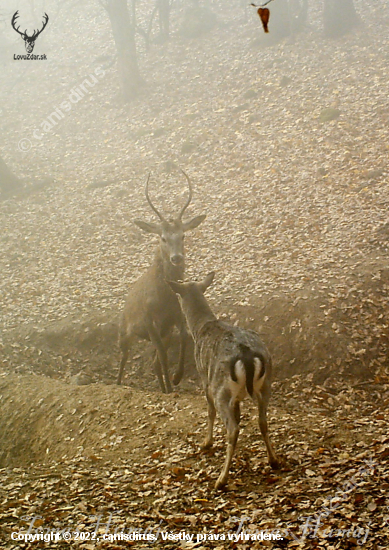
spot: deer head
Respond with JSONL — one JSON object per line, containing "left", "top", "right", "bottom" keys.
{"left": 134, "top": 171, "right": 206, "bottom": 268}
{"left": 12, "top": 11, "right": 49, "bottom": 53}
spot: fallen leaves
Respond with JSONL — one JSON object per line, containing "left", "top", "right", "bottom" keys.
{"left": 0, "top": 1, "right": 389, "bottom": 548}
{"left": 0, "top": 373, "right": 387, "bottom": 548}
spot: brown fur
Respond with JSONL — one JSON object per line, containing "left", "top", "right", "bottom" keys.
{"left": 117, "top": 173, "right": 205, "bottom": 393}
{"left": 169, "top": 273, "right": 280, "bottom": 488}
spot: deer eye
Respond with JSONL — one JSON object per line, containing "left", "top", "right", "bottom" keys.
{"left": 161, "top": 236, "right": 167, "bottom": 243}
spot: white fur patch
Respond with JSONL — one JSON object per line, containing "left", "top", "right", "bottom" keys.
{"left": 228, "top": 359, "right": 247, "bottom": 401}
{"left": 234, "top": 360, "right": 246, "bottom": 384}
{"left": 229, "top": 360, "right": 248, "bottom": 400}
{"left": 228, "top": 357, "right": 266, "bottom": 400}
{"left": 253, "top": 357, "right": 266, "bottom": 393}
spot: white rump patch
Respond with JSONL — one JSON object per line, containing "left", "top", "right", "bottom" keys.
{"left": 229, "top": 357, "right": 266, "bottom": 400}
{"left": 253, "top": 357, "right": 266, "bottom": 393}
{"left": 234, "top": 360, "right": 246, "bottom": 383}
{"left": 228, "top": 360, "right": 247, "bottom": 400}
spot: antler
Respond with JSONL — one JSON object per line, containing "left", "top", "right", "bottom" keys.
{"left": 178, "top": 169, "right": 193, "bottom": 220}
{"left": 11, "top": 11, "right": 24, "bottom": 36}
{"left": 145, "top": 173, "right": 165, "bottom": 221}
{"left": 31, "top": 13, "right": 49, "bottom": 39}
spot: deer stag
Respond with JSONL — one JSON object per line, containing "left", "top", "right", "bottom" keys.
{"left": 11, "top": 11, "right": 49, "bottom": 53}
{"left": 117, "top": 171, "right": 206, "bottom": 393}
{"left": 168, "top": 272, "right": 280, "bottom": 489}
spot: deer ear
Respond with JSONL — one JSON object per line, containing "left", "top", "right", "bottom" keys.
{"left": 182, "top": 214, "right": 206, "bottom": 232}
{"left": 134, "top": 220, "right": 161, "bottom": 235}
{"left": 198, "top": 272, "right": 215, "bottom": 293}
{"left": 167, "top": 280, "right": 185, "bottom": 295}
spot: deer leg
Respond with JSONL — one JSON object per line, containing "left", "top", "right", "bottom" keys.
{"left": 151, "top": 353, "right": 166, "bottom": 393}
{"left": 117, "top": 348, "right": 129, "bottom": 385}
{"left": 257, "top": 388, "right": 279, "bottom": 470}
{"left": 215, "top": 394, "right": 240, "bottom": 490}
{"left": 201, "top": 389, "right": 216, "bottom": 449}
{"left": 233, "top": 400, "right": 241, "bottom": 425}
{"left": 147, "top": 322, "right": 172, "bottom": 393}
{"left": 173, "top": 323, "right": 187, "bottom": 385}
{"left": 150, "top": 334, "right": 172, "bottom": 393}
{"left": 117, "top": 331, "right": 131, "bottom": 385}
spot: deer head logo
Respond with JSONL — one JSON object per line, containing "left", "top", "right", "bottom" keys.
{"left": 11, "top": 11, "right": 49, "bottom": 53}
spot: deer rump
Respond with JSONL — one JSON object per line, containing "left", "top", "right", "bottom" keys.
{"left": 228, "top": 344, "right": 266, "bottom": 399}
{"left": 196, "top": 322, "right": 270, "bottom": 399}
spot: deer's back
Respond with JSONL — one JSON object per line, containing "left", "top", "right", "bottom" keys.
{"left": 194, "top": 320, "right": 272, "bottom": 385}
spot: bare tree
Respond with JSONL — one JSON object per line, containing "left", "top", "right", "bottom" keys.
{"left": 324, "top": 0, "right": 360, "bottom": 38}
{"left": 101, "top": 0, "right": 143, "bottom": 100}
{"left": 157, "top": 0, "right": 170, "bottom": 41}
{"left": 146, "top": 0, "right": 171, "bottom": 43}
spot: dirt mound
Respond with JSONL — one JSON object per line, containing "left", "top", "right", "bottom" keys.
{"left": 0, "top": 373, "right": 202, "bottom": 468}
{"left": 252, "top": 256, "right": 389, "bottom": 382}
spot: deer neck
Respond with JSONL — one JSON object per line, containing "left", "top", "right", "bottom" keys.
{"left": 155, "top": 248, "right": 185, "bottom": 282}
{"left": 181, "top": 293, "right": 216, "bottom": 339}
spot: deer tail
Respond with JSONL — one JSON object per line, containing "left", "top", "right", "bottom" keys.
{"left": 229, "top": 344, "right": 266, "bottom": 397}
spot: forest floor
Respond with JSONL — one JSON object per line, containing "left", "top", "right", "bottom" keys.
{"left": 0, "top": 372, "right": 388, "bottom": 549}
{"left": 0, "top": 0, "right": 389, "bottom": 548}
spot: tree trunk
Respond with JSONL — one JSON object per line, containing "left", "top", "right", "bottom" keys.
{"left": 157, "top": 0, "right": 170, "bottom": 41}
{"left": 323, "top": 0, "right": 360, "bottom": 38}
{"left": 106, "top": 0, "right": 143, "bottom": 101}
{"left": 289, "top": 0, "right": 308, "bottom": 34}
{"left": 0, "top": 155, "right": 23, "bottom": 196}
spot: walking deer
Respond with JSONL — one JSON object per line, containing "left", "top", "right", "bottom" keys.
{"left": 117, "top": 171, "right": 206, "bottom": 393}
{"left": 168, "top": 272, "right": 280, "bottom": 489}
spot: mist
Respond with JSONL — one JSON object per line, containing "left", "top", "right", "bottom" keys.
{"left": 0, "top": 0, "right": 388, "bottom": 546}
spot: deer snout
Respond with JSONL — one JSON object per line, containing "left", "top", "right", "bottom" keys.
{"left": 170, "top": 254, "right": 184, "bottom": 265}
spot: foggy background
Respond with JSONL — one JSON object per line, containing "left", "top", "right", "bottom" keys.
{"left": 0, "top": 0, "right": 388, "bottom": 381}
{"left": 0, "top": 2, "right": 388, "bottom": 545}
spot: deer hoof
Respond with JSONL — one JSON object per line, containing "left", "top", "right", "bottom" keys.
{"left": 215, "top": 477, "right": 227, "bottom": 490}
{"left": 270, "top": 457, "right": 281, "bottom": 470}
{"left": 172, "top": 373, "right": 182, "bottom": 385}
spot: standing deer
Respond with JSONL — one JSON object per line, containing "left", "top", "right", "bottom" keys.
{"left": 168, "top": 272, "right": 280, "bottom": 489}
{"left": 117, "top": 171, "right": 206, "bottom": 393}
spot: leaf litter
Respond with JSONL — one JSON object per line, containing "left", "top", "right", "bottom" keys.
{"left": 0, "top": 0, "right": 389, "bottom": 548}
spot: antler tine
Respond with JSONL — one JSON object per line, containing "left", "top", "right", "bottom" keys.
{"left": 41, "top": 13, "right": 49, "bottom": 32}
{"left": 145, "top": 173, "right": 165, "bottom": 221}
{"left": 178, "top": 169, "right": 193, "bottom": 220}
{"left": 11, "top": 11, "right": 24, "bottom": 36}
{"left": 33, "top": 13, "right": 49, "bottom": 38}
